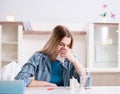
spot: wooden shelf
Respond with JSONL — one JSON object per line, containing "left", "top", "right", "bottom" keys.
{"left": 94, "top": 22, "right": 119, "bottom": 25}
{"left": 0, "top": 21, "right": 87, "bottom": 35}
{"left": 23, "top": 30, "right": 86, "bottom": 35}
{"left": 23, "top": 31, "right": 50, "bottom": 34}
{"left": 0, "top": 21, "right": 23, "bottom": 25}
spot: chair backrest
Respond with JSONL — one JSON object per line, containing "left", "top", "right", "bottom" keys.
{"left": 1, "top": 61, "right": 21, "bottom": 80}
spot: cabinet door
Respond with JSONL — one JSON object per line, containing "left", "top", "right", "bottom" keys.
{"left": 91, "top": 72, "right": 120, "bottom": 86}
{"left": 88, "top": 23, "right": 119, "bottom": 68}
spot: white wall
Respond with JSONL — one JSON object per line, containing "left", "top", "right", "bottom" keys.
{"left": 1, "top": 0, "right": 120, "bottom": 66}
{"left": 22, "top": 34, "right": 50, "bottom": 65}
{"left": 0, "top": 0, "right": 120, "bottom": 24}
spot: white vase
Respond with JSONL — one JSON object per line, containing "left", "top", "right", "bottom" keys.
{"left": 102, "top": 17, "right": 107, "bottom": 22}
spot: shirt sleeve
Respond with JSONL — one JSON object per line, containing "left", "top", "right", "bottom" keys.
{"left": 14, "top": 53, "right": 40, "bottom": 87}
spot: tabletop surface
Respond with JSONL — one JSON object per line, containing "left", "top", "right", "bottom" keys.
{"left": 25, "top": 86, "right": 120, "bottom": 94}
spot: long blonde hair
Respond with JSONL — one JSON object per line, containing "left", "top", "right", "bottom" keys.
{"left": 40, "top": 25, "right": 73, "bottom": 54}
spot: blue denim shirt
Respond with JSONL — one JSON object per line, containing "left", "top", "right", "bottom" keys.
{"left": 15, "top": 52, "right": 92, "bottom": 87}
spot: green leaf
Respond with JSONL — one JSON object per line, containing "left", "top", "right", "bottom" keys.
{"left": 103, "top": 12, "right": 107, "bottom": 17}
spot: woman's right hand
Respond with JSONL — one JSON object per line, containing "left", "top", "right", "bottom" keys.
{"left": 29, "top": 80, "right": 57, "bottom": 87}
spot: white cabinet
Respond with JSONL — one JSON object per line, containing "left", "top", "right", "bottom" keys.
{"left": 87, "top": 23, "right": 120, "bottom": 69}
{"left": 87, "top": 23, "right": 120, "bottom": 86}
{"left": 0, "top": 22, "right": 23, "bottom": 78}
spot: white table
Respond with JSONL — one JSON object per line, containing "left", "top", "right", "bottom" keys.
{"left": 25, "top": 86, "right": 120, "bottom": 94}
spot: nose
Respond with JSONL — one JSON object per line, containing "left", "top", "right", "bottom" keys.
{"left": 62, "top": 45, "right": 68, "bottom": 50}
{"left": 64, "top": 45, "right": 68, "bottom": 49}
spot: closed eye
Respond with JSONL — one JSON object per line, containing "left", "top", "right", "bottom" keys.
{"left": 59, "top": 42, "right": 70, "bottom": 48}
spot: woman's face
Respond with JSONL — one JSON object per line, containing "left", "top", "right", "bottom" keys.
{"left": 55, "top": 36, "right": 71, "bottom": 54}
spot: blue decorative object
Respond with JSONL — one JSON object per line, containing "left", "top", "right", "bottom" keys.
{"left": 0, "top": 80, "right": 25, "bottom": 94}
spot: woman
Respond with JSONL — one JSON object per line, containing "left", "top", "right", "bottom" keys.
{"left": 15, "top": 25, "right": 90, "bottom": 87}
